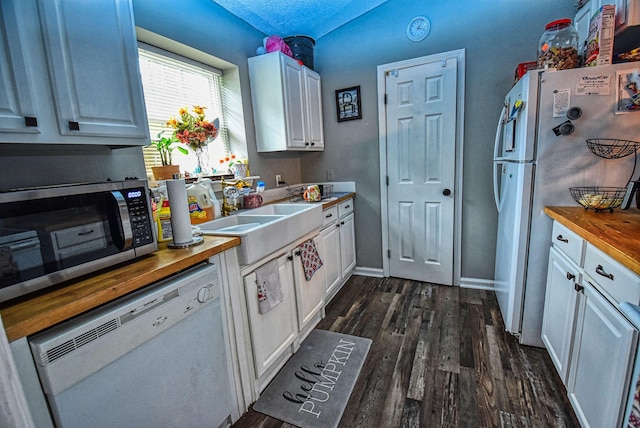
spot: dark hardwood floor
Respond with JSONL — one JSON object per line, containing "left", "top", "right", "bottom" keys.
{"left": 233, "top": 275, "right": 579, "bottom": 427}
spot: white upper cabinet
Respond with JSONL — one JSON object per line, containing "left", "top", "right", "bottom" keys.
{"left": 0, "top": 0, "right": 149, "bottom": 145}
{"left": 249, "top": 52, "right": 324, "bottom": 152}
{"left": 0, "top": 0, "right": 40, "bottom": 135}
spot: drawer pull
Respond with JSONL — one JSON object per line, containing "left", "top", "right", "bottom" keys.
{"left": 574, "top": 283, "right": 584, "bottom": 293}
{"left": 566, "top": 272, "right": 575, "bottom": 281}
{"left": 595, "top": 264, "right": 614, "bottom": 280}
{"left": 325, "top": 213, "right": 333, "bottom": 219}
{"left": 556, "top": 234, "right": 569, "bottom": 243}
{"left": 345, "top": 205, "right": 351, "bottom": 209}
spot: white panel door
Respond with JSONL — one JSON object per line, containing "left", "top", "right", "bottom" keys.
{"left": 37, "top": 0, "right": 149, "bottom": 139}
{"left": 386, "top": 57, "right": 457, "bottom": 285}
{"left": 282, "top": 57, "right": 306, "bottom": 148}
{"left": 304, "top": 68, "right": 324, "bottom": 149}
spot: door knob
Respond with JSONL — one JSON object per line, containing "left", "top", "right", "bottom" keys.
{"left": 443, "top": 188, "right": 451, "bottom": 196}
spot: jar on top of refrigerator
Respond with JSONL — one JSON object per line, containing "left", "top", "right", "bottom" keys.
{"left": 537, "top": 18, "right": 579, "bottom": 70}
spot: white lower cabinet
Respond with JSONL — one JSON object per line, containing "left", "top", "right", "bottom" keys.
{"left": 230, "top": 197, "right": 356, "bottom": 401}
{"left": 319, "top": 199, "right": 356, "bottom": 302}
{"left": 339, "top": 211, "right": 356, "bottom": 277}
{"left": 541, "top": 246, "right": 581, "bottom": 385}
{"left": 292, "top": 235, "right": 325, "bottom": 340}
{"left": 543, "top": 220, "right": 639, "bottom": 427}
{"left": 568, "top": 278, "right": 636, "bottom": 427}
{"left": 243, "top": 252, "right": 298, "bottom": 381}
{"left": 240, "top": 232, "right": 327, "bottom": 395}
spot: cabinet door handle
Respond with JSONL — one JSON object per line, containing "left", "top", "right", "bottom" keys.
{"left": 294, "top": 250, "right": 301, "bottom": 256}
{"left": 556, "top": 234, "right": 569, "bottom": 243}
{"left": 287, "top": 255, "right": 293, "bottom": 261}
{"left": 595, "top": 264, "right": 614, "bottom": 280}
{"left": 566, "top": 272, "right": 575, "bottom": 281}
{"left": 341, "top": 221, "right": 345, "bottom": 225}
{"left": 574, "top": 283, "right": 584, "bottom": 293}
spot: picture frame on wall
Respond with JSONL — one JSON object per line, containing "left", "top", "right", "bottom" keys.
{"left": 335, "top": 86, "right": 362, "bottom": 122}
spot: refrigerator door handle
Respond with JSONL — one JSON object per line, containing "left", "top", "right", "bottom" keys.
{"left": 493, "top": 105, "right": 508, "bottom": 211}
{"left": 493, "top": 104, "right": 508, "bottom": 161}
{"left": 493, "top": 160, "right": 503, "bottom": 211}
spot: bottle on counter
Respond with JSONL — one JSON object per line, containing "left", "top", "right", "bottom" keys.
{"left": 156, "top": 198, "right": 173, "bottom": 242}
{"left": 537, "top": 18, "right": 579, "bottom": 70}
{"left": 187, "top": 182, "right": 214, "bottom": 224}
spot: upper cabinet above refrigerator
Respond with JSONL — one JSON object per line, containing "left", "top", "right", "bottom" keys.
{"left": 574, "top": 0, "right": 640, "bottom": 57}
{"left": 249, "top": 52, "right": 324, "bottom": 152}
{"left": 0, "top": 0, "right": 150, "bottom": 146}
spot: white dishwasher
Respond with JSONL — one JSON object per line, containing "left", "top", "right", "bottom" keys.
{"left": 28, "top": 262, "right": 234, "bottom": 428}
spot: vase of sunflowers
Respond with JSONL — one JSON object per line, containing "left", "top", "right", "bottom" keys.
{"left": 167, "top": 105, "right": 219, "bottom": 174}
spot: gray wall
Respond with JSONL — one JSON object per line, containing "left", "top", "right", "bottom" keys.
{"left": 302, "top": 0, "right": 576, "bottom": 279}
{"left": 1, "top": 0, "right": 576, "bottom": 282}
{"left": 132, "top": 0, "right": 304, "bottom": 188}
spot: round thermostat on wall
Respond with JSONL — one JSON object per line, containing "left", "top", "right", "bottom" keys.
{"left": 406, "top": 16, "right": 430, "bottom": 42}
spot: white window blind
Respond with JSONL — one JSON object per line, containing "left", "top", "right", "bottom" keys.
{"left": 138, "top": 45, "right": 229, "bottom": 176}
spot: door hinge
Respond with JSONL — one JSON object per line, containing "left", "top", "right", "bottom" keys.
{"left": 387, "top": 249, "right": 391, "bottom": 259}
{"left": 386, "top": 175, "right": 389, "bottom": 186}
{"left": 384, "top": 93, "right": 387, "bottom": 105}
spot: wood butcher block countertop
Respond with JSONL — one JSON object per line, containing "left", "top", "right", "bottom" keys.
{"left": 0, "top": 236, "right": 240, "bottom": 342}
{"left": 545, "top": 206, "right": 640, "bottom": 276}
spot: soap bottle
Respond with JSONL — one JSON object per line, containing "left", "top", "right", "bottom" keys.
{"left": 200, "top": 178, "right": 221, "bottom": 219}
{"left": 187, "top": 182, "right": 214, "bottom": 224}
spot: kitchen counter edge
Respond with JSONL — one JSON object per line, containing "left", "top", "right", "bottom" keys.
{"left": 0, "top": 236, "right": 241, "bottom": 342}
{"left": 544, "top": 206, "right": 640, "bottom": 276}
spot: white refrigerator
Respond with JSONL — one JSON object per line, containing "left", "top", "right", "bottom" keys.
{"left": 493, "top": 63, "right": 640, "bottom": 347}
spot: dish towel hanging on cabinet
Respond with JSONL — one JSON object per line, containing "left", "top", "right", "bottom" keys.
{"left": 256, "top": 258, "right": 284, "bottom": 314}
{"left": 298, "top": 239, "right": 323, "bottom": 281}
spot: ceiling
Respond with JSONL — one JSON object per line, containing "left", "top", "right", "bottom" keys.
{"left": 211, "top": 0, "right": 389, "bottom": 41}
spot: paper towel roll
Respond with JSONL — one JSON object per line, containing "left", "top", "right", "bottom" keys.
{"left": 166, "top": 178, "right": 193, "bottom": 245}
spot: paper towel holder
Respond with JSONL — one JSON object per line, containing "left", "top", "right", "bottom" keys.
{"left": 168, "top": 235, "right": 204, "bottom": 249}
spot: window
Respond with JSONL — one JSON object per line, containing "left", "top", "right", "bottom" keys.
{"left": 138, "top": 44, "right": 230, "bottom": 176}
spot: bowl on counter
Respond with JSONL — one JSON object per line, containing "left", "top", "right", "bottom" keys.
{"left": 569, "top": 186, "right": 626, "bottom": 212}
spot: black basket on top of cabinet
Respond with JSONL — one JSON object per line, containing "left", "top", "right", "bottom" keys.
{"left": 569, "top": 186, "right": 626, "bottom": 212}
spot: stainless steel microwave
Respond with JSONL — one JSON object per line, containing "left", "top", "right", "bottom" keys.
{"left": 0, "top": 180, "right": 157, "bottom": 303}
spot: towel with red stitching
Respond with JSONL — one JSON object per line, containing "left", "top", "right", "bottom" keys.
{"left": 298, "top": 239, "right": 323, "bottom": 281}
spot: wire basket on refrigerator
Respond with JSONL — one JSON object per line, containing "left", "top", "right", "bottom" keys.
{"left": 569, "top": 186, "right": 626, "bottom": 212}
{"left": 586, "top": 139, "right": 640, "bottom": 159}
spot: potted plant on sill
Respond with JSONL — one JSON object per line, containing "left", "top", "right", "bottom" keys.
{"left": 148, "top": 131, "right": 188, "bottom": 180}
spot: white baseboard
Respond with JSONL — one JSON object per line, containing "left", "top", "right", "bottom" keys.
{"left": 352, "top": 266, "right": 384, "bottom": 278}
{"left": 351, "top": 269, "right": 494, "bottom": 290}
{"left": 460, "top": 277, "right": 495, "bottom": 290}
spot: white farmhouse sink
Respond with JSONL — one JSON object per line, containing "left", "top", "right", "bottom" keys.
{"left": 198, "top": 203, "right": 323, "bottom": 265}
{"left": 200, "top": 214, "right": 284, "bottom": 233}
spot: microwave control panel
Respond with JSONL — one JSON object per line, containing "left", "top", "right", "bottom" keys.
{"left": 124, "top": 188, "right": 154, "bottom": 247}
